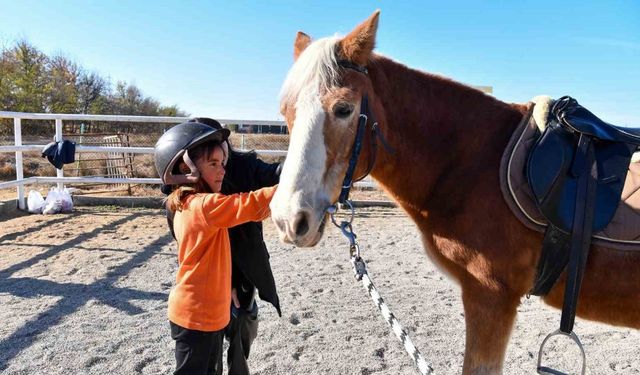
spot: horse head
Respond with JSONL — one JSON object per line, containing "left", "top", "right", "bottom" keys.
{"left": 270, "top": 11, "right": 383, "bottom": 247}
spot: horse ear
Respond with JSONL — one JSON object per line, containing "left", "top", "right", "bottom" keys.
{"left": 339, "top": 10, "right": 380, "bottom": 66}
{"left": 294, "top": 31, "right": 312, "bottom": 61}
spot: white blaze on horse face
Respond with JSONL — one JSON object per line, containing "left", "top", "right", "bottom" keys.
{"left": 270, "top": 87, "right": 329, "bottom": 246}
{"left": 271, "top": 36, "right": 341, "bottom": 246}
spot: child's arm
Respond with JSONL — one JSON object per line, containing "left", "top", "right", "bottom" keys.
{"left": 200, "top": 185, "right": 277, "bottom": 228}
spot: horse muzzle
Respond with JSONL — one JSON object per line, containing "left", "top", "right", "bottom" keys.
{"left": 270, "top": 193, "right": 329, "bottom": 247}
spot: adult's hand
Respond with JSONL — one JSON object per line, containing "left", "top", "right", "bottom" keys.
{"left": 231, "top": 288, "right": 241, "bottom": 308}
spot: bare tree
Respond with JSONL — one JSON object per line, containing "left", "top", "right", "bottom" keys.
{"left": 46, "top": 54, "right": 79, "bottom": 113}
{"left": 76, "top": 70, "right": 107, "bottom": 114}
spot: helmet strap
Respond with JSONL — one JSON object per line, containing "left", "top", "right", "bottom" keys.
{"left": 163, "top": 149, "right": 201, "bottom": 185}
{"left": 221, "top": 141, "right": 229, "bottom": 166}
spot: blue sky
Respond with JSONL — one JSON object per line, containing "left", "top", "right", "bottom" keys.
{"left": 1, "top": 1, "right": 638, "bottom": 125}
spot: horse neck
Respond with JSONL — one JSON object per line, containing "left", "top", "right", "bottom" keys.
{"left": 367, "top": 56, "right": 528, "bottom": 213}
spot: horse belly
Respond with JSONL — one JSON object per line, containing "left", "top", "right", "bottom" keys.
{"left": 542, "top": 245, "right": 640, "bottom": 329}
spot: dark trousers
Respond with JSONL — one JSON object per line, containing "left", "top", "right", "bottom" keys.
{"left": 224, "top": 301, "right": 259, "bottom": 375}
{"left": 170, "top": 321, "right": 224, "bottom": 375}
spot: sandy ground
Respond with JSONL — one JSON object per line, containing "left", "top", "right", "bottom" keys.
{"left": 0, "top": 206, "right": 639, "bottom": 375}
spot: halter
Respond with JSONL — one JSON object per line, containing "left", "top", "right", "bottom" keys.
{"left": 336, "top": 60, "right": 394, "bottom": 204}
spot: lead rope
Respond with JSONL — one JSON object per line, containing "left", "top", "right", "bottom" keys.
{"left": 328, "top": 202, "right": 435, "bottom": 375}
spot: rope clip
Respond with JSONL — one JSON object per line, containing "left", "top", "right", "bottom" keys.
{"left": 350, "top": 253, "right": 366, "bottom": 280}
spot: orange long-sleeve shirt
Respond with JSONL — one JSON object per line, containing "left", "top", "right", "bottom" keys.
{"left": 168, "top": 186, "right": 276, "bottom": 331}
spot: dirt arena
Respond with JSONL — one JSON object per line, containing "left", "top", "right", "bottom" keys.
{"left": 1, "top": 206, "right": 638, "bottom": 374}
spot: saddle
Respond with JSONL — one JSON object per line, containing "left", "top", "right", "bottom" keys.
{"left": 527, "top": 97, "right": 640, "bottom": 298}
{"left": 501, "top": 98, "right": 640, "bottom": 247}
{"left": 523, "top": 96, "right": 640, "bottom": 374}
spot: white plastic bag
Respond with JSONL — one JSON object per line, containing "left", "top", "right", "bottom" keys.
{"left": 27, "top": 190, "right": 45, "bottom": 214}
{"left": 60, "top": 188, "right": 73, "bottom": 213}
{"left": 43, "top": 187, "right": 63, "bottom": 214}
{"left": 42, "top": 187, "right": 73, "bottom": 214}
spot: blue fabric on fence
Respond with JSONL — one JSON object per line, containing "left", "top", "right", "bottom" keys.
{"left": 41, "top": 140, "right": 76, "bottom": 169}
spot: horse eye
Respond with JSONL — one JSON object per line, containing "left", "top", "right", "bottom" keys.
{"left": 333, "top": 103, "right": 353, "bottom": 118}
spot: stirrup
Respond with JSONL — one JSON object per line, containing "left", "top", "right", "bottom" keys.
{"left": 537, "top": 329, "right": 586, "bottom": 375}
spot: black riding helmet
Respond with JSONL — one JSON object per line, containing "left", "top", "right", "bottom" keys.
{"left": 154, "top": 121, "right": 230, "bottom": 186}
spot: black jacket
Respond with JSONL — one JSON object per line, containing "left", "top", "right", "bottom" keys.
{"left": 165, "top": 151, "right": 281, "bottom": 315}
{"left": 222, "top": 151, "right": 281, "bottom": 316}
{"left": 41, "top": 140, "right": 76, "bottom": 169}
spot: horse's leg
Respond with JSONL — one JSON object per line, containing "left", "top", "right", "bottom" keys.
{"left": 460, "top": 281, "right": 520, "bottom": 375}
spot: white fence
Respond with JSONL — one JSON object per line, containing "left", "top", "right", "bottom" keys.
{"left": 0, "top": 111, "right": 376, "bottom": 210}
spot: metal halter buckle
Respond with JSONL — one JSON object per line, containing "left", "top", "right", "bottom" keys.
{"left": 537, "top": 329, "right": 586, "bottom": 375}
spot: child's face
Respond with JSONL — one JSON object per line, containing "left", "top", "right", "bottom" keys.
{"left": 195, "top": 145, "right": 226, "bottom": 193}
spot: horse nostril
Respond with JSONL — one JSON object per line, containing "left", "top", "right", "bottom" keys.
{"left": 293, "top": 212, "right": 310, "bottom": 237}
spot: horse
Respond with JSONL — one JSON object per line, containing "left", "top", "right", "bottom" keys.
{"left": 269, "top": 10, "right": 640, "bottom": 375}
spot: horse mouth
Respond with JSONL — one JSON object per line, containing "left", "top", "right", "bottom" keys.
{"left": 291, "top": 212, "right": 327, "bottom": 247}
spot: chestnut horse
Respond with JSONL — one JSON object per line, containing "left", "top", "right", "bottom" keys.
{"left": 269, "top": 11, "right": 640, "bottom": 375}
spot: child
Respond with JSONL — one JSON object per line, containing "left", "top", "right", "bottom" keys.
{"left": 154, "top": 121, "right": 277, "bottom": 374}
{"left": 188, "top": 117, "right": 281, "bottom": 375}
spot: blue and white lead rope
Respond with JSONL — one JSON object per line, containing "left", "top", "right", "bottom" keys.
{"left": 329, "top": 203, "right": 434, "bottom": 375}
{"left": 355, "top": 258, "right": 435, "bottom": 375}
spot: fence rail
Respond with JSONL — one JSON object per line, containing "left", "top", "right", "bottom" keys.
{"left": 0, "top": 111, "right": 287, "bottom": 125}
{"left": 0, "top": 111, "right": 376, "bottom": 211}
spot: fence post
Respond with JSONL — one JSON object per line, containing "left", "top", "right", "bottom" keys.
{"left": 55, "top": 118, "right": 64, "bottom": 190}
{"left": 14, "top": 118, "right": 26, "bottom": 210}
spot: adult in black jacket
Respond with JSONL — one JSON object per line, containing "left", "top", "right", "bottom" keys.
{"left": 165, "top": 117, "right": 280, "bottom": 375}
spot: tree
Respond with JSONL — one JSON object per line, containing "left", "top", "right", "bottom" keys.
{"left": 76, "top": 70, "right": 108, "bottom": 114}
{"left": 108, "top": 81, "right": 143, "bottom": 115}
{"left": 12, "top": 40, "right": 48, "bottom": 112}
{"left": 0, "top": 39, "right": 187, "bottom": 131}
{"left": 158, "top": 104, "right": 184, "bottom": 117}
{"left": 0, "top": 44, "right": 18, "bottom": 110}
{"left": 46, "top": 54, "right": 79, "bottom": 113}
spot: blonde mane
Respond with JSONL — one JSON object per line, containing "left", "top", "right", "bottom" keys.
{"left": 279, "top": 36, "right": 341, "bottom": 106}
